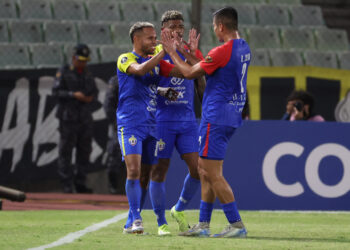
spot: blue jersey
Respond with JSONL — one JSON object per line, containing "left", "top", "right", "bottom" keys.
{"left": 199, "top": 39, "right": 251, "bottom": 128}
{"left": 116, "top": 52, "right": 160, "bottom": 127}
{"left": 156, "top": 46, "right": 199, "bottom": 122}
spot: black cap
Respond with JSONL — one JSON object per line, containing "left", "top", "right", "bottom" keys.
{"left": 73, "top": 43, "right": 91, "bottom": 61}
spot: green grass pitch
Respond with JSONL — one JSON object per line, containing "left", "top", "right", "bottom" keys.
{"left": 1, "top": 210, "right": 350, "bottom": 249}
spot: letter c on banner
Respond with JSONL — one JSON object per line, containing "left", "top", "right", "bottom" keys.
{"left": 305, "top": 143, "right": 350, "bottom": 198}
{"left": 262, "top": 142, "right": 304, "bottom": 197}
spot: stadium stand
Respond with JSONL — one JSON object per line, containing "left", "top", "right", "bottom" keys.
{"left": 257, "top": 4, "right": 290, "bottom": 26}
{"left": 44, "top": 21, "right": 77, "bottom": 44}
{"left": 235, "top": 4, "right": 257, "bottom": 26}
{"left": 247, "top": 26, "right": 281, "bottom": 49}
{"left": 250, "top": 49, "right": 271, "bottom": 66}
{"left": 0, "top": 21, "right": 9, "bottom": 43}
{"left": 290, "top": 5, "right": 324, "bottom": 26}
{"left": 201, "top": 3, "right": 226, "bottom": 23}
{"left": 112, "top": 22, "right": 133, "bottom": 46}
{"left": 78, "top": 22, "right": 113, "bottom": 45}
{"left": 338, "top": 51, "right": 350, "bottom": 70}
{"left": 154, "top": 2, "right": 190, "bottom": 21}
{"left": 267, "top": 0, "right": 301, "bottom": 4}
{"left": 18, "top": 0, "right": 52, "bottom": 20}
{"left": 0, "top": 44, "right": 31, "bottom": 69}
{"left": 52, "top": 0, "right": 86, "bottom": 21}
{"left": 120, "top": 2, "right": 154, "bottom": 22}
{"left": 270, "top": 49, "right": 304, "bottom": 66}
{"left": 10, "top": 21, "right": 43, "bottom": 43}
{"left": 64, "top": 44, "right": 100, "bottom": 64}
{"left": 99, "top": 44, "right": 132, "bottom": 63}
{"left": 86, "top": 1, "right": 121, "bottom": 22}
{"left": 281, "top": 27, "right": 316, "bottom": 50}
{"left": 315, "top": 28, "right": 349, "bottom": 51}
{"left": 30, "top": 44, "right": 63, "bottom": 68}
{"left": 304, "top": 50, "right": 338, "bottom": 68}
{"left": 200, "top": 23, "right": 215, "bottom": 46}
{"left": 0, "top": 0, "right": 17, "bottom": 19}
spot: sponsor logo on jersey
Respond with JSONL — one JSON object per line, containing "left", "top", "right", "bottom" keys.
{"left": 205, "top": 55, "right": 213, "bottom": 63}
{"left": 170, "top": 77, "right": 184, "bottom": 85}
{"left": 128, "top": 135, "right": 137, "bottom": 146}
{"left": 158, "top": 139, "right": 166, "bottom": 151}
{"left": 121, "top": 57, "right": 128, "bottom": 64}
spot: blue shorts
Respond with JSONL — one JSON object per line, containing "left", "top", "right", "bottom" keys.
{"left": 156, "top": 121, "right": 199, "bottom": 158}
{"left": 118, "top": 125, "right": 158, "bottom": 165}
{"left": 198, "top": 122, "right": 236, "bottom": 160}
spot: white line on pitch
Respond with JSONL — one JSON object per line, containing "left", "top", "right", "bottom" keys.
{"left": 27, "top": 212, "right": 128, "bottom": 250}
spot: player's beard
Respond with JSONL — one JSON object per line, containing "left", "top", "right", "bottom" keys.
{"left": 141, "top": 43, "right": 155, "bottom": 56}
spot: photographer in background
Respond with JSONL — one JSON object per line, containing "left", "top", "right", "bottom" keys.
{"left": 282, "top": 90, "right": 325, "bottom": 122}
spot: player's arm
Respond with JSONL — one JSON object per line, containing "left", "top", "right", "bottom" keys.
{"left": 127, "top": 50, "right": 166, "bottom": 76}
{"left": 52, "top": 68, "right": 74, "bottom": 98}
{"left": 161, "top": 31, "right": 205, "bottom": 79}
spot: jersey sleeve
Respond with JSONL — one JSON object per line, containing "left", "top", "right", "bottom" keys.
{"left": 199, "top": 40, "right": 233, "bottom": 75}
{"left": 117, "top": 53, "right": 138, "bottom": 74}
{"left": 159, "top": 60, "right": 175, "bottom": 77}
{"left": 195, "top": 49, "right": 204, "bottom": 60}
{"left": 153, "top": 44, "right": 163, "bottom": 55}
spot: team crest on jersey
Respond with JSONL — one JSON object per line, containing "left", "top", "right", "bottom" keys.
{"left": 128, "top": 135, "right": 137, "bottom": 146}
{"left": 158, "top": 139, "right": 166, "bottom": 151}
{"left": 205, "top": 55, "right": 213, "bottom": 63}
{"left": 121, "top": 57, "right": 128, "bottom": 64}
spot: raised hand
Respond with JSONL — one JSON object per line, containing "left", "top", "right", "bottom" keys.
{"left": 186, "top": 28, "right": 200, "bottom": 55}
{"left": 160, "top": 29, "right": 178, "bottom": 54}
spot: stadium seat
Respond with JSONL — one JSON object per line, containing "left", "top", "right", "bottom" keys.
{"left": 0, "top": 44, "right": 31, "bottom": 69}
{"left": 86, "top": 1, "right": 121, "bottom": 22}
{"left": 203, "top": 0, "right": 265, "bottom": 3}
{"left": 112, "top": 22, "right": 133, "bottom": 46}
{"left": 315, "top": 28, "right": 349, "bottom": 51}
{"left": 257, "top": 5, "right": 290, "bottom": 26}
{"left": 18, "top": 0, "right": 52, "bottom": 20}
{"left": 64, "top": 44, "right": 99, "bottom": 64}
{"left": 251, "top": 49, "right": 270, "bottom": 66}
{"left": 235, "top": 5, "right": 257, "bottom": 25}
{"left": 338, "top": 51, "right": 350, "bottom": 70}
{"left": 100, "top": 45, "right": 132, "bottom": 63}
{"left": 304, "top": 51, "right": 338, "bottom": 68}
{"left": 78, "top": 23, "right": 112, "bottom": 45}
{"left": 267, "top": 0, "right": 301, "bottom": 4}
{"left": 200, "top": 45, "right": 212, "bottom": 56}
{"left": 154, "top": 2, "right": 190, "bottom": 22}
{"left": 200, "top": 23, "right": 215, "bottom": 46}
{"left": 120, "top": 2, "right": 154, "bottom": 22}
{"left": 52, "top": 0, "right": 86, "bottom": 21}
{"left": 281, "top": 27, "right": 316, "bottom": 50}
{"left": 30, "top": 44, "right": 63, "bottom": 68}
{"left": 10, "top": 21, "right": 43, "bottom": 43}
{"left": 44, "top": 21, "right": 77, "bottom": 44}
{"left": 201, "top": 3, "right": 226, "bottom": 23}
{"left": 0, "top": 0, "right": 17, "bottom": 19}
{"left": 247, "top": 26, "right": 281, "bottom": 49}
{"left": 290, "top": 6, "right": 324, "bottom": 26}
{"left": 269, "top": 49, "right": 304, "bottom": 66}
{"left": 0, "top": 21, "right": 9, "bottom": 43}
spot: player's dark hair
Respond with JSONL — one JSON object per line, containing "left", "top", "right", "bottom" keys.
{"left": 129, "top": 21, "right": 155, "bottom": 44}
{"left": 213, "top": 7, "right": 238, "bottom": 31}
{"left": 161, "top": 10, "right": 184, "bottom": 26}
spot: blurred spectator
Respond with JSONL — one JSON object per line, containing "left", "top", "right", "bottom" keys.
{"left": 282, "top": 90, "right": 325, "bottom": 122}
{"left": 103, "top": 75, "right": 126, "bottom": 194}
{"left": 52, "top": 44, "right": 98, "bottom": 193}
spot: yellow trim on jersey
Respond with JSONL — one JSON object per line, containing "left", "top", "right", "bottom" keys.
{"left": 154, "top": 44, "right": 163, "bottom": 56}
{"left": 117, "top": 52, "right": 139, "bottom": 74}
{"left": 121, "top": 127, "right": 126, "bottom": 156}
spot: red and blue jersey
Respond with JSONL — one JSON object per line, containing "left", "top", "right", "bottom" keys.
{"left": 199, "top": 39, "right": 251, "bottom": 128}
{"left": 156, "top": 45, "right": 203, "bottom": 122}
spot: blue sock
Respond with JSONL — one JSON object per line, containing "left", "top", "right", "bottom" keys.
{"left": 199, "top": 200, "right": 214, "bottom": 223}
{"left": 149, "top": 180, "right": 167, "bottom": 226}
{"left": 222, "top": 201, "right": 241, "bottom": 224}
{"left": 125, "top": 210, "right": 133, "bottom": 228}
{"left": 125, "top": 179, "right": 142, "bottom": 220}
{"left": 140, "top": 188, "right": 148, "bottom": 211}
{"left": 175, "top": 174, "right": 200, "bottom": 211}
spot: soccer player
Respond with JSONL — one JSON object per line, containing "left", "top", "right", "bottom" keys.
{"left": 149, "top": 10, "right": 206, "bottom": 236}
{"left": 160, "top": 7, "right": 251, "bottom": 238}
{"left": 116, "top": 22, "right": 177, "bottom": 234}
